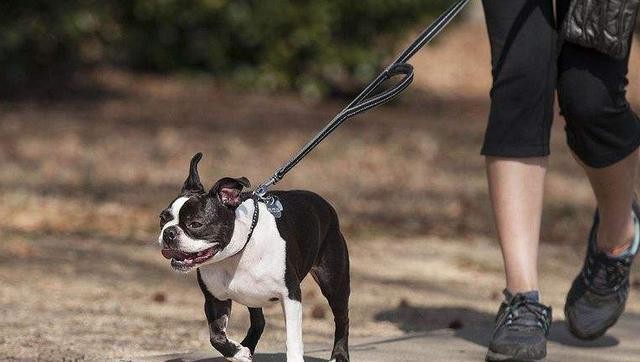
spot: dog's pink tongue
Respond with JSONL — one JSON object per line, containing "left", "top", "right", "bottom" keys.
{"left": 162, "top": 249, "right": 189, "bottom": 260}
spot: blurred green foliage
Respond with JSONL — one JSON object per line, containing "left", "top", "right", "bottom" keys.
{"left": 1, "top": 0, "right": 450, "bottom": 97}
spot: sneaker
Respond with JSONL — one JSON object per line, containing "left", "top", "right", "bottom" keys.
{"left": 564, "top": 201, "right": 640, "bottom": 340}
{"left": 486, "top": 290, "right": 552, "bottom": 362}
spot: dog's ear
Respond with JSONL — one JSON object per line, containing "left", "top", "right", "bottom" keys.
{"left": 181, "top": 152, "right": 205, "bottom": 195}
{"left": 210, "top": 177, "right": 251, "bottom": 208}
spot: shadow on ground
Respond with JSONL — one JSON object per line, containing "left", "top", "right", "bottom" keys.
{"left": 374, "top": 305, "right": 621, "bottom": 348}
{"left": 138, "top": 305, "right": 640, "bottom": 362}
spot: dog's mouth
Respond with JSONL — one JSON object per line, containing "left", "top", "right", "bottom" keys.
{"left": 161, "top": 246, "right": 219, "bottom": 270}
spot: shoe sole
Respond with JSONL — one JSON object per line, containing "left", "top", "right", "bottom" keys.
{"left": 486, "top": 350, "right": 546, "bottom": 362}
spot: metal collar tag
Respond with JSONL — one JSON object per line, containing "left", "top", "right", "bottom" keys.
{"left": 263, "top": 195, "right": 283, "bottom": 218}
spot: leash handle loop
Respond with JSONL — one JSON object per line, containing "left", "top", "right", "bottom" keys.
{"left": 268, "top": 63, "right": 413, "bottom": 185}
{"left": 341, "top": 63, "right": 414, "bottom": 119}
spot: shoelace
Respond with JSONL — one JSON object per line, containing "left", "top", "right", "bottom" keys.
{"left": 500, "top": 295, "right": 551, "bottom": 335}
{"left": 584, "top": 252, "right": 630, "bottom": 292}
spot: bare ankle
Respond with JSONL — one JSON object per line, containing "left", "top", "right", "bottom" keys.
{"left": 597, "top": 214, "right": 635, "bottom": 256}
{"left": 599, "top": 240, "right": 632, "bottom": 256}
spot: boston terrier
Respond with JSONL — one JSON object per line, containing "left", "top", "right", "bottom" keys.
{"left": 158, "top": 153, "right": 350, "bottom": 362}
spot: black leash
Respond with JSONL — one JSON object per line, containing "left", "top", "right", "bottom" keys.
{"left": 253, "top": 0, "right": 471, "bottom": 216}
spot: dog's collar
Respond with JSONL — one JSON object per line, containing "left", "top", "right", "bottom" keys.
{"left": 236, "top": 196, "right": 260, "bottom": 254}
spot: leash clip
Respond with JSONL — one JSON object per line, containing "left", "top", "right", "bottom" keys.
{"left": 253, "top": 177, "right": 283, "bottom": 218}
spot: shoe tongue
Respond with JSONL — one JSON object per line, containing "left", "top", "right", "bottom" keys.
{"left": 502, "top": 291, "right": 548, "bottom": 331}
{"left": 503, "top": 289, "right": 540, "bottom": 303}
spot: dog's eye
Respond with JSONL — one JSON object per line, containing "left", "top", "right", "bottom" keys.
{"left": 189, "top": 221, "right": 203, "bottom": 229}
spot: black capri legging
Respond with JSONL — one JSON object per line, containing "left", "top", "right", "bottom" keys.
{"left": 481, "top": 0, "right": 640, "bottom": 168}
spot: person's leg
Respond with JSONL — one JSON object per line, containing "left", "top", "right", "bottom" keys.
{"left": 481, "top": 0, "right": 556, "bottom": 294}
{"left": 556, "top": 0, "right": 640, "bottom": 339}
{"left": 556, "top": 13, "right": 640, "bottom": 253}
{"left": 481, "top": 0, "right": 556, "bottom": 360}
{"left": 486, "top": 156, "right": 547, "bottom": 293}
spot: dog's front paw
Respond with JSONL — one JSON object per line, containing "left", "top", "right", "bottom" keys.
{"left": 226, "top": 346, "right": 252, "bottom": 362}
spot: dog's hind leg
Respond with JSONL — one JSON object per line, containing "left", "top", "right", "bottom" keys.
{"left": 311, "top": 229, "right": 350, "bottom": 362}
{"left": 241, "top": 307, "right": 265, "bottom": 355}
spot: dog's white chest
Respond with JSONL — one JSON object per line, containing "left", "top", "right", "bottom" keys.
{"left": 198, "top": 208, "right": 288, "bottom": 307}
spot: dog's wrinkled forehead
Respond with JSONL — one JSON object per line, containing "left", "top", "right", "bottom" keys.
{"left": 160, "top": 196, "right": 188, "bottom": 226}
{"left": 161, "top": 195, "right": 206, "bottom": 225}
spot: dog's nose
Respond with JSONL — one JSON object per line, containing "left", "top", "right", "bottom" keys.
{"left": 163, "top": 226, "right": 178, "bottom": 246}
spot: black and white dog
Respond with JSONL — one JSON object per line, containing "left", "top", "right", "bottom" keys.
{"left": 158, "top": 153, "right": 350, "bottom": 362}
